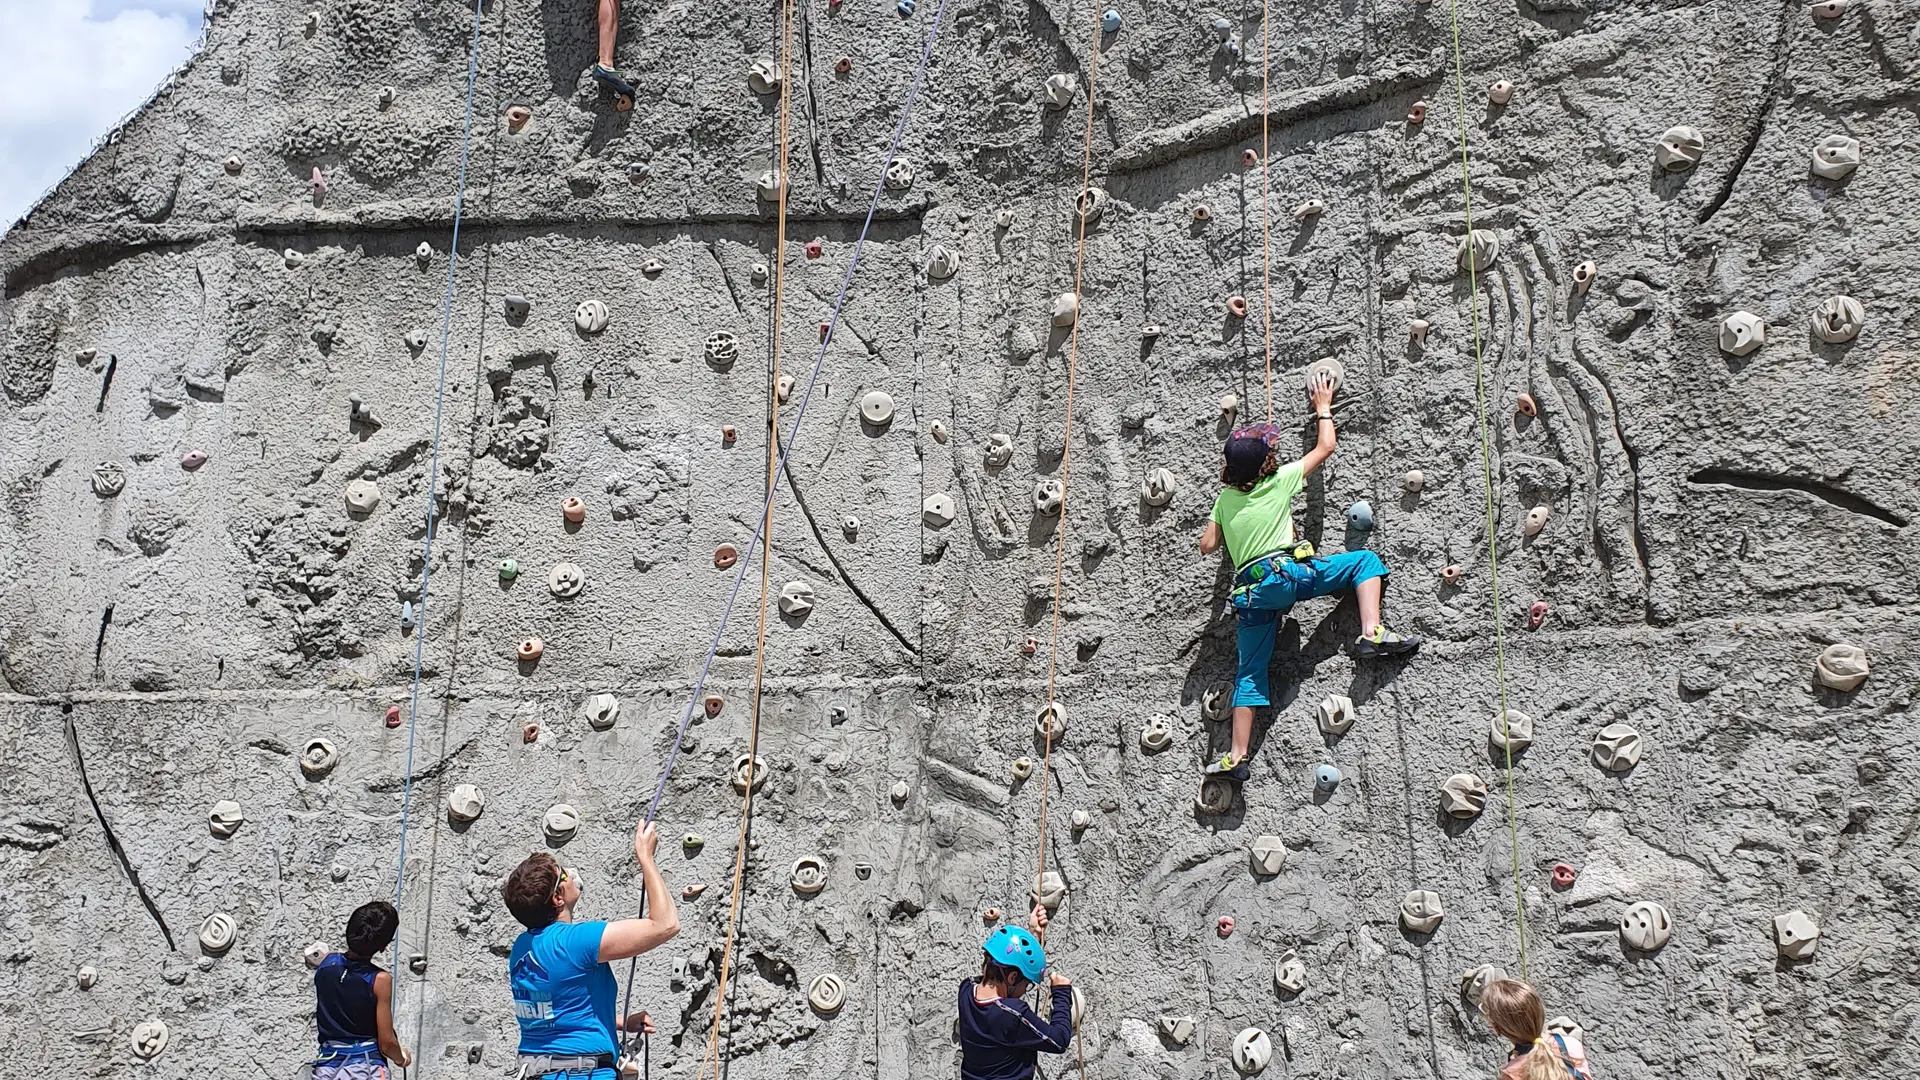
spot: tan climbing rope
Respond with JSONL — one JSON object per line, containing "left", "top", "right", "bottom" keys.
{"left": 695, "top": 0, "right": 797, "bottom": 1074}
{"left": 1258, "top": 0, "right": 1274, "bottom": 421}
{"left": 1445, "top": 0, "right": 1530, "bottom": 979}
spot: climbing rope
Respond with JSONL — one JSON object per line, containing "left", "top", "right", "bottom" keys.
{"left": 1445, "top": 0, "right": 1529, "bottom": 979}
{"left": 692, "top": 0, "right": 798, "bottom": 1072}
{"left": 1258, "top": 0, "right": 1274, "bottom": 421}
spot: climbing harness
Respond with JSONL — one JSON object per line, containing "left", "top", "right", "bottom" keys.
{"left": 1446, "top": 0, "right": 1530, "bottom": 977}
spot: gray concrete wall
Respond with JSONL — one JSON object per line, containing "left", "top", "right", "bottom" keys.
{"left": 2, "top": 0, "right": 1916, "bottom": 1076}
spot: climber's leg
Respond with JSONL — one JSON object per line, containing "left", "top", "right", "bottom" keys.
{"left": 589, "top": 0, "right": 635, "bottom": 111}
{"left": 1294, "top": 551, "right": 1421, "bottom": 657}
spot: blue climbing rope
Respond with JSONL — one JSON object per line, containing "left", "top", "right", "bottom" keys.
{"left": 392, "top": 0, "right": 487, "bottom": 915}
{"left": 615, "top": 0, "right": 956, "bottom": 1032}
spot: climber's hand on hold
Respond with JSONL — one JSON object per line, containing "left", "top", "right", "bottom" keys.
{"left": 1307, "top": 369, "right": 1336, "bottom": 413}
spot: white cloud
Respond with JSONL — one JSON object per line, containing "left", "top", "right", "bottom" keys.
{"left": 0, "top": 0, "right": 203, "bottom": 231}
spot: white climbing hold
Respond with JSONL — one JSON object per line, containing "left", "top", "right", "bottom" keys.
{"left": 1232, "top": 1027, "right": 1273, "bottom": 1074}
{"left": 1439, "top": 773, "right": 1488, "bottom": 818}
{"left": 1620, "top": 900, "right": 1672, "bottom": 951}
{"left": 1490, "top": 708, "right": 1533, "bottom": 753}
{"left": 1139, "top": 714, "right": 1173, "bottom": 752}
{"left": 1250, "top": 835, "right": 1286, "bottom": 875}
{"left": 807, "top": 972, "right": 846, "bottom": 1014}
{"left": 300, "top": 738, "right": 340, "bottom": 779}
{"left": 447, "top": 783, "right": 486, "bottom": 822}
{"left": 1773, "top": 910, "right": 1820, "bottom": 959}
{"left": 1592, "top": 723, "right": 1643, "bottom": 771}
{"left": 1035, "top": 701, "right": 1067, "bottom": 741}
{"left": 1403, "top": 469, "right": 1425, "bottom": 492}
{"left": 859, "top": 390, "right": 896, "bottom": 425}
{"left": 1032, "top": 478, "right": 1065, "bottom": 516}
{"left": 1158, "top": 1015, "right": 1196, "bottom": 1045}
{"left": 130, "top": 1019, "right": 169, "bottom": 1059}
{"left": 1011, "top": 756, "right": 1035, "bottom": 781}
{"left": 1140, "top": 467, "right": 1176, "bottom": 507}
{"left": 1292, "top": 198, "right": 1325, "bottom": 220}
{"left": 78, "top": 965, "right": 99, "bottom": 989}
{"left": 1811, "top": 0, "right": 1847, "bottom": 14}
{"left": 984, "top": 433, "right": 1015, "bottom": 468}
{"left": 1457, "top": 230, "right": 1500, "bottom": 274}
{"left": 1524, "top": 505, "right": 1551, "bottom": 537}
{"left": 778, "top": 580, "right": 816, "bottom": 616}
{"left": 1304, "top": 356, "right": 1345, "bottom": 394}
{"left": 1572, "top": 260, "right": 1597, "bottom": 294}
{"left": 284, "top": 249, "right": 305, "bottom": 269}
{"left": 415, "top": 242, "right": 433, "bottom": 263}
{"left": 889, "top": 779, "right": 909, "bottom": 803}
{"left": 1051, "top": 293, "right": 1079, "bottom": 327}
{"left": 1315, "top": 695, "right": 1355, "bottom": 736}
{"left": 705, "top": 331, "right": 740, "bottom": 367}
{"left": 1488, "top": 80, "right": 1515, "bottom": 105}
{"left": 341, "top": 479, "right": 380, "bottom": 517}
{"left": 1273, "top": 950, "right": 1306, "bottom": 993}
{"left": 548, "top": 562, "right": 585, "bottom": 598}
{"left": 1069, "top": 808, "right": 1092, "bottom": 831}
{"left": 994, "top": 208, "right": 1015, "bottom": 229}
{"left": 1815, "top": 643, "right": 1869, "bottom": 691}
{"left": 930, "top": 420, "right": 949, "bottom": 443}
{"left": 543, "top": 804, "right": 581, "bottom": 841}
{"left": 209, "top": 800, "right": 244, "bottom": 838}
{"left": 1400, "top": 889, "right": 1445, "bottom": 933}
{"left": 199, "top": 911, "right": 238, "bottom": 955}
{"left": 922, "top": 492, "right": 957, "bottom": 526}
{"left": 776, "top": 374, "right": 794, "bottom": 402}
{"left": 1655, "top": 125, "right": 1705, "bottom": 170}
{"left": 732, "top": 754, "right": 769, "bottom": 794}
{"left": 755, "top": 170, "right": 786, "bottom": 202}
{"left": 1200, "top": 685, "right": 1233, "bottom": 723}
{"left": 574, "top": 299, "right": 610, "bottom": 334}
{"left": 791, "top": 857, "right": 827, "bottom": 895}
{"left": 1409, "top": 318, "right": 1429, "bottom": 343}
{"left": 1033, "top": 869, "right": 1068, "bottom": 911}
{"left": 1718, "top": 310, "right": 1766, "bottom": 356}
{"left": 1810, "top": 135, "right": 1861, "bottom": 180}
{"left": 1076, "top": 186, "right": 1109, "bottom": 225}
{"left": 1043, "top": 73, "right": 1076, "bottom": 109}
{"left": 1195, "top": 776, "right": 1234, "bottom": 815}
{"left": 303, "top": 942, "right": 330, "bottom": 968}
{"left": 1460, "top": 963, "right": 1505, "bottom": 1006}
{"left": 1811, "top": 295, "right": 1864, "bottom": 343}
{"left": 926, "top": 244, "right": 961, "bottom": 280}
{"left": 581, "top": 693, "right": 620, "bottom": 730}
{"left": 883, "top": 158, "right": 914, "bottom": 191}
{"left": 747, "top": 58, "right": 781, "bottom": 95}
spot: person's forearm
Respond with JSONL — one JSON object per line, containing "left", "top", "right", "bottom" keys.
{"left": 1314, "top": 414, "right": 1335, "bottom": 456}
{"left": 641, "top": 856, "right": 677, "bottom": 931}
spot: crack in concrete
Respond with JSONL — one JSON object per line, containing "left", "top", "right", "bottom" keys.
{"left": 63, "top": 708, "right": 175, "bottom": 950}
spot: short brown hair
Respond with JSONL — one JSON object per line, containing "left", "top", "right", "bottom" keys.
{"left": 503, "top": 852, "right": 562, "bottom": 930}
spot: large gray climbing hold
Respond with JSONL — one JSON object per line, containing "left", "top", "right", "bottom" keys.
{"left": 1620, "top": 900, "right": 1672, "bottom": 951}
{"left": 1457, "top": 230, "right": 1500, "bottom": 274}
{"left": 1655, "top": 125, "right": 1705, "bottom": 170}
{"left": 1815, "top": 643, "right": 1869, "bottom": 691}
{"left": 1400, "top": 889, "right": 1444, "bottom": 933}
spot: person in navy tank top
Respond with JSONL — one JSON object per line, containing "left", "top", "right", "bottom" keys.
{"left": 503, "top": 820, "right": 679, "bottom": 1080}
{"left": 313, "top": 901, "right": 410, "bottom": 1080}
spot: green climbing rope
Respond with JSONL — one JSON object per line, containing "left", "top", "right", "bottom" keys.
{"left": 1446, "top": 0, "right": 1530, "bottom": 980}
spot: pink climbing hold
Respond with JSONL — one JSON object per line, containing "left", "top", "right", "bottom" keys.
{"left": 721, "top": 425, "right": 737, "bottom": 443}
{"left": 1441, "top": 564, "right": 1463, "bottom": 585}
{"left": 819, "top": 321, "right": 831, "bottom": 342}
{"left": 1216, "top": 915, "right": 1234, "bottom": 937}
{"left": 385, "top": 705, "right": 403, "bottom": 728}
{"left": 805, "top": 240, "right": 823, "bottom": 259}
{"left": 310, "top": 167, "right": 325, "bottom": 195}
{"left": 1241, "top": 148, "right": 1258, "bottom": 168}
{"left": 180, "top": 450, "right": 208, "bottom": 470}
{"left": 1528, "top": 601, "right": 1549, "bottom": 628}
{"left": 1551, "top": 863, "right": 1576, "bottom": 888}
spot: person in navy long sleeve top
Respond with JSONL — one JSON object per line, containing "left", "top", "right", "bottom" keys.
{"left": 958, "top": 904, "right": 1074, "bottom": 1080}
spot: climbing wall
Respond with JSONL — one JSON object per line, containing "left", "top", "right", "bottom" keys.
{"left": 2, "top": 0, "right": 1916, "bottom": 1075}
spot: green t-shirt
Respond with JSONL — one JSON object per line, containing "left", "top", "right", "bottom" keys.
{"left": 1209, "top": 460, "right": 1306, "bottom": 568}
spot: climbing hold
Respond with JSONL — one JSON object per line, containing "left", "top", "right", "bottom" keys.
{"left": 91, "top": 463, "right": 125, "bottom": 498}
{"left": 409, "top": 954, "right": 428, "bottom": 974}
{"left": 1654, "top": 125, "right": 1705, "bottom": 170}
{"left": 1217, "top": 915, "right": 1235, "bottom": 937}
{"left": 516, "top": 638, "right": 544, "bottom": 662}
{"left": 640, "top": 258, "right": 664, "bottom": 276}
{"left": 682, "top": 833, "right": 706, "bottom": 853}
{"left": 890, "top": 780, "right": 909, "bottom": 803}
{"left": 1409, "top": 318, "right": 1429, "bottom": 343}
{"left": 1551, "top": 863, "right": 1577, "bottom": 888}
{"left": 344, "top": 479, "right": 381, "bottom": 515}
{"left": 1226, "top": 295, "right": 1249, "bottom": 318}
{"left": 523, "top": 722, "right": 540, "bottom": 743}
{"left": 1142, "top": 323, "right": 1162, "bottom": 338}
{"left": 839, "top": 515, "right": 859, "bottom": 537}
{"left": 1232, "top": 1027, "right": 1273, "bottom": 1074}
{"left": 1441, "top": 564, "right": 1462, "bottom": 584}
{"left": 859, "top": 390, "right": 896, "bottom": 426}
{"left": 284, "top": 248, "right": 306, "bottom": 270}
{"left": 896, "top": 0, "right": 913, "bottom": 14}
{"left": 1010, "top": 757, "right": 1035, "bottom": 781}
{"left": 504, "top": 294, "right": 531, "bottom": 319}
{"left": 1292, "top": 199, "right": 1325, "bottom": 220}
{"left": 1346, "top": 501, "right": 1373, "bottom": 530}
{"left": 223, "top": 154, "right": 243, "bottom": 175}
{"left": 1273, "top": 950, "right": 1305, "bottom": 993}
{"left": 1811, "top": 295, "right": 1864, "bottom": 343}
{"left": 209, "top": 800, "right": 244, "bottom": 838}
{"left": 506, "top": 105, "right": 531, "bottom": 131}
{"left": 834, "top": 55, "right": 851, "bottom": 75}
{"left": 926, "top": 244, "right": 961, "bottom": 280}
{"left": 1406, "top": 100, "right": 1428, "bottom": 123}
{"left": 1811, "top": 0, "right": 1847, "bottom": 14}
{"left": 1141, "top": 467, "right": 1177, "bottom": 507}
{"left": 1315, "top": 695, "right": 1355, "bottom": 736}
{"left": 1304, "top": 356, "right": 1345, "bottom": 393}
{"left": 1718, "top": 310, "right": 1766, "bottom": 356}
{"left": 1314, "top": 764, "right": 1341, "bottom": 791}
{"left": 994, "top": 208, "right": 1014, "bottom": 229}
{"left": 778, "top": 580, "right": 816, "bottom": 616}
{"left": 1035, "top": 701, "right": 1068, "bottom": 742}
{"left": 1034, "top": 870, "right": 1068, "bottom": 911}
{"left": 774, "top": 374, "right": 794, "bottom": 404}
{"left": 378, "top": 86, "right": 395, "bottom": 109}
{"left": 883, "top": 158, "right": 914, "bottom": 190}
{"left": 1139, "top": 714, "right": 1173, "bottom": 752}
{"left": 1200, "top": 685, "right": 1232, "bottom": 722}
{"left": 1250, "top": 835, "right": 1286, "bottom": 875}
{"left": 1528, "top": 600, "right": 1549, "bottom": 628}
{"left": 130, "top": 1020, "right": 169, "bottom": 1060}
{"left": 1069, "top": 808, "right": 1092, "bottom": 831}
{"left": 562, "top": 496, "right": 587, "bottom": 523}
{"left": 1399, "top": 890, "right": 1445, "bottom": 933}
{"left": 1619, "top": 900, "right": 1671, "bottom": 951}
{"left": 922, "top": 493, "right": 956, "bottom": 527}
{"left": 807, "top": 972, "right": 847, "bottom": 1015}
{"left": 1051, "top": 293, "right": 1080, "bottom": 327}
{"left": 1101, "top": 8, "right": 1121, "bottom": 32}
{"left": 1075, "top": 186, "right": 1109, "bottom": 225}
{"left": 1814, "top": 642, "right": 1870, "bottom": 691}
{"left": 446, "top": 784, "right": 486, "bottom": 822}
{"left": 303, "top": 942, "right": 330, "bottom": 968}
{"left": 681, "top": 884, "right": 707, "bottom": 901}
{"left": 713, "top": 544, "right": 739, "bottom": 569}
{"left": 548, "top": 562, "right": 585, "bottom": 598}
{"left": 1043, "top": 73, "right": 1076, "bottom": 110}
{"left": 300, "top": 738, "right": 340, "bottom": 779}
{"left": 1439, "top": 773, "right": 1488, "bottom": 818}
{"left": 543, "top": 804, "right": 580, "bottom": 841}
{"left": 1591, "top": 723, "right": 1643, "bottom": 771}
{"left": 1489, "top": 708, "right": 1533, "bottom": 753}
{"left": 1774, "top": 910, "right": 1820, "bottom": 959}
{"left": 1218, "top": 393, "right": 1239, "bottom": 414}
{"left": 1810, "top": 135, "right": 1860, "bottom": 180}
{"left": 574, "top": 299, "right": 610, "bottom": 334}
{"left": 1523, "top": 505, "right": 1550, "bottom": 536}
{"left": 930, "top": 420, "right": 950, "bottom": 443}
{"left": 1402, "top": 470, "right": 1425, "bottom": 493}
{"left": 1191, "top": 203, "right": 1212, "bottom": 222}
{"left": 1572, "top": 261, "right": 1597, "bottom": 295}
{"left": 1457, "top": 230, "right": 1500, "bottom": 274}
{"left": 732, "top": 754, "right": 768, "bottom": 793}
{"left": 1195, "top": 776, "right": 1234, "bottom": 814}
{"left": 720, "top": 424, "right": 738, "bottom": 444}
{"left": 495, "top": 558, "right": 519, "bottom": 582}
{"left": 984, "top": 432, "right": 1015, "bottom": 467}
{"left": 1488, "top": 80, "right": 1515, "bottom": 105}
{"left": 705, "top": 331, "right": 740, "bottom": 368}
{"left": 755, "top": 170, "right": 786, "bottom": 202}
{"left": 1020, "top": 637, "right": 1039, "bottom": 656}
{"left": 310, "top": 167, "right": 326, "bottom": 198}
{"left": 747, "top": 57, "right": 781, "bottom": 95}
{"left": 1241, "top": 148, "right": 1259, "bottom": 168}
{"left": 1032, "top": 478, "right": 1065, "bottom": 516}
{"left": 399, "top": 600, "right": 416, "bottom": 630}
{"left": 403, "top": 328, "right": 429, "bottom": 352}
{"left": 385, "top": 705, "right": 403, "bottom": 729}
{"left": 1158, "top": 1015, "right": 1197, "bottom": 1045}
{"left": 198, "top": 911, "right": 238, "bottom": 955}
{"left": 790, "top": 857, "right": 828, "bottom": 896}
{"left": 1460, "top": 964, "right": 1505, "bottom": 1006}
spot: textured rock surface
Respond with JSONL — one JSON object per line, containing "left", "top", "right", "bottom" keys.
{"left": 1, "top": 0, "right": 1916, "bottom": 1077}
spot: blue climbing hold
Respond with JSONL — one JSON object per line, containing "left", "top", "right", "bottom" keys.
{"left": 1315, "top": 764, "right": 1341, "bottom": 790}
{"left": 1347, "top": 500, "right": 1373, "bottom": 530}
{"left": 1101, "top": 8, "right": 1122, "bottom": 32}
{"left": 896, "top": 0, "right": 914, "bottom": 14}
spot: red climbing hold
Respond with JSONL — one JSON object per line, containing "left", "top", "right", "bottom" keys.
{"left": 805, "top": 240, "right": 823, "bottom": 259}
{"left": 385, "top": 705, "right": 403, "bottom": 728}
{"left": 1551, "top": 863, "right": 1576, "bottom": 888}
{"left": 721, "top": 425, "right": 737, "bottom": 443}
{"left": 1528, "top": 601, "right": 1549, "bottom": 628}
{"left": 1217, "top": 915, "right": 1235, "bottom": 937}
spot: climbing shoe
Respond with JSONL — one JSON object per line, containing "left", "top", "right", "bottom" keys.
{"left": 1203, "top": 753, "right": 1250, "bottom": 783}
{"left": 591, "top": 64, "right": 636, "bottom": 111}
{"left": 1351, "top": 625, "right": 1421, "bottom": 659}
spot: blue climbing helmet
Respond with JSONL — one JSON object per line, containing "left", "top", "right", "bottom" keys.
{"left": 982, "top": 924, "right": 1048, "bottom": 983}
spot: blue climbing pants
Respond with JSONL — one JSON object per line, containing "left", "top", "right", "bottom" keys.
{"left": 1230, "top": 549, "right": 1389, "bottom": 708}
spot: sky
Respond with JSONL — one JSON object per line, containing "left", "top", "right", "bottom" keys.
{"left": 0, "top": 0, "right": 204, "bottom": 231}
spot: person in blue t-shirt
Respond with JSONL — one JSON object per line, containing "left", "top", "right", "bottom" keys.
{"left": 312, "top": 900, "right": 410, "bottom": 1080}
{"left": 503, "top": 820, "right": 678, "bottom": 1080}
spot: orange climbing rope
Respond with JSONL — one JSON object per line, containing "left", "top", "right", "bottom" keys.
{"left": 1258, "top": 0, "right": 1274, "bottom": 421}
{"left": 695, "top": 0, "right": 796, "bottom": 1073}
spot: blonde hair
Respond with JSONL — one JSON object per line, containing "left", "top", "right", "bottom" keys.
{"left": 1480, "top": 979, "right": 1572, "bottom": 1080}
